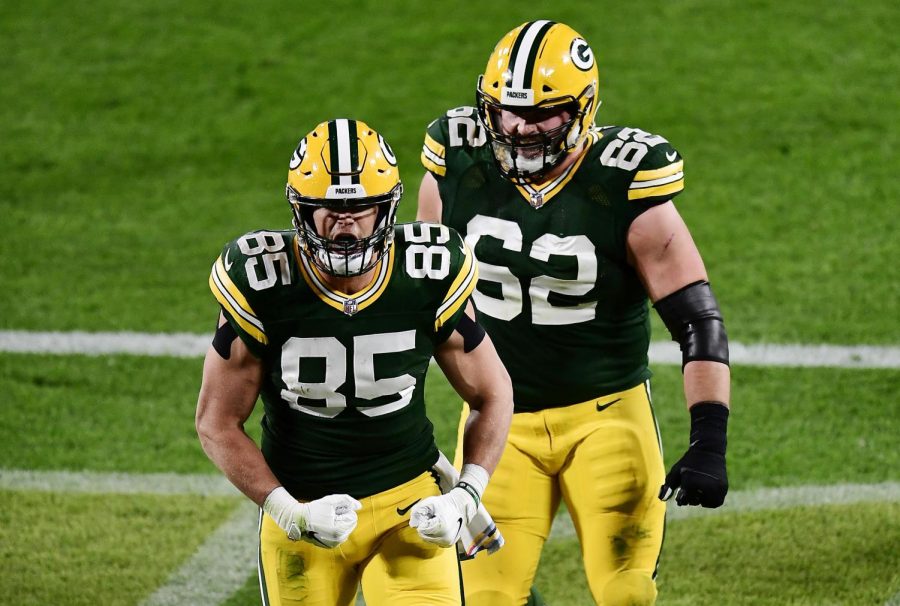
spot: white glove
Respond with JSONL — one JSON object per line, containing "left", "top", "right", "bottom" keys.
{"left": 263, "top": 487, "right": 361, "bottom": 548}
{"left": 409, "top": 486, "right": 477, "bottom": 548}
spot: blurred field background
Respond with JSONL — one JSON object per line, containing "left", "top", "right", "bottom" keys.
{"left": 1, "top": 1, "right": 898, "bottom": 604}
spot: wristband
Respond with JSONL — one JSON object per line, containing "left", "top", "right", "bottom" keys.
{"left": 262, "top": 486, "right": 301, "bottom": 532}
{"left": 688, "top": 401, "right": 729, "bottom": 455}
{"left": 457, "top": 463, "right": 489, "bottom": 506}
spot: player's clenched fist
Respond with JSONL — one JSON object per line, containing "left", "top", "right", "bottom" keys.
{"left": 264, "top": 487, "right": 362, "bottom": 548}
{"left": 410, "top": 486, "right": 477, "bottom": 547}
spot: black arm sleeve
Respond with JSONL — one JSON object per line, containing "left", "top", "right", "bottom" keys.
{"left": 653, "top": 281, "right": 729, "bottom": 368}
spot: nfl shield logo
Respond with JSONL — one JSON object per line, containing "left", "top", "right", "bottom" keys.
{"left": 343, "top": 298, "right": 359, "bottom": 316}
{"left": 529, "top": 192, "right": 544, "bottom": 209}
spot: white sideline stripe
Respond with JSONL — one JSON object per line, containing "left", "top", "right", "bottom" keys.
{"left": 1, "top": 330, "right": 899, "bottom": 368}
{"left": 549, "top": 481, "right": 900, "bottom": 539}
{"left": 139, "top": 500, "right": 259, "bottom": 606}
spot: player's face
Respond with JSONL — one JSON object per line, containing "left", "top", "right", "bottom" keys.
{"left": 313, "top": 205, "right": 378, "bottom": 248}
{"left": 496, "top": 107, "right": 574, "bottom": 163}
{"left": 498, "top": 106, "right": 572, "bottom": 156}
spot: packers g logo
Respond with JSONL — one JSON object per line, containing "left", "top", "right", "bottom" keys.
{"left": 289, "top": 137, "right": 307, "bottom": 170}
{"left": 570, "top": 38, "right": 594, "bottom": 71}
{"left": 378, "top": 133, "right": 397, "bottom": 166}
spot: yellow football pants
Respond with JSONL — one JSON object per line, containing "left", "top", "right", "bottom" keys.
{"left": 258, "top": 470, "right": 462, "bottom": 606}
{"left": 456, "top": 382, "right": 665, "bottom": 606}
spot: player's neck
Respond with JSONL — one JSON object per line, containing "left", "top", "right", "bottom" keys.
{"left": 320, "top": 265, "right": 379, "bottom": 295}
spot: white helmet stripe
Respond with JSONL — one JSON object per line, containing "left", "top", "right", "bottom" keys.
{"left": 334, "top": 118, "right": 353, "bottom": 186}
{"left": 511, "top": 20, "right": 552, "bottom": 89}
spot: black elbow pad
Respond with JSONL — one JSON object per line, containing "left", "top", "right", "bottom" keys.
{"left": 654, "top": 281, "right": 729, "bottom": 367}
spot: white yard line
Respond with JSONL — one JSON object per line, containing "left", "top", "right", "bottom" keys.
{"left": 1, "top": 330, "right": 899, "bottom": 368}
{"left": 0, "top": 468, "right": 241, "bottom": 496}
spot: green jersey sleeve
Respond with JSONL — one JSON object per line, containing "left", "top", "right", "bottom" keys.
{"left": 433, "top": 228, "right": 479, "bottom": 343}
{"left": 596, "top": 126, "right": 685, "bottom": 207}
{"left": 397, "top": 221, "right": 479, "bottom": 344}
{"left": 420, "top": 106, "right": 489, "bottom": 180}
{"left": 208, "top": 230, "right": 293, "bottom": 359}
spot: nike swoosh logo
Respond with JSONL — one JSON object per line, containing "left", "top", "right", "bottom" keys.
{"left": 666, "top": 151, "right": 678, "bottom": 162}
{"left": 454, "top": 517, "right": 463, "bottom": 539}
{"left": 224, "top": 249, "right": 234, "bottom": 271}
{"left": 596, "top": 397, "right": 622, "bottom": 412}
{"left": 396, "top": 498, "right": 421, "bottom": 516}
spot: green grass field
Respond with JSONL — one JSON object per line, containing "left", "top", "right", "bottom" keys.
{"left": 1, "top": 1, "right": 898, "bottom": 604}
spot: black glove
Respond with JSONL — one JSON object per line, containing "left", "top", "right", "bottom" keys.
{"left": 659, "top": 401, "right": 729, "bottom": 508}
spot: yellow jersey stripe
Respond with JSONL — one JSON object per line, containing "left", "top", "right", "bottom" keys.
{"left": 297, "top": 258, "right": 344, "bottom": 313}
{"left": 208, "top": 259, "right": 267, "bottom": 344}
{"left": 627, "top": 178, "right": 685, "bottom": 201}
{"left": 423, "top": 133, "right": 445, "bottom": 158}
{"left": 435, "top": 249, "right": 479, "bottom": 330}
{"left": 421, "top": 133, "right": 447, "bottom": 176}
{"left": 634, "top": 160, "right": 683, "bottom": 182}
{"left": 421, "top": 150, "right": 447, "bottom": 177}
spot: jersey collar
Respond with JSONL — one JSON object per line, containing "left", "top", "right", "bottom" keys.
{"left": 293, "top": 236, "right": 395, "bottom": 316}
{"left": 512, "top": 129, "right": 601, "bottom": 209}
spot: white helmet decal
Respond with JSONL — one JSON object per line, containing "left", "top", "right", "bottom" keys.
{"left": 289, "top": 137, "right": 307, "bottom": 170}
{"left": 570, "top": 38, "right": 594, "bottom": 71}
{"left": 378, "top": 133, "right": 397, "bottom": 166}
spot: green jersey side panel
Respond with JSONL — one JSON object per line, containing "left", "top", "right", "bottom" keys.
{"left": 422, "top": 107, "right": 685, "bottom": 412}
{"left": 208, "top": 225, "right": 476, "bottom": 499}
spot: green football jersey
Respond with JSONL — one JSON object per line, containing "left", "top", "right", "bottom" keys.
{"left": 421, "top": 106, "right": 686, "bottom": 412}
{"left": 209, "top": 223, "right": 477, "bottom": 500}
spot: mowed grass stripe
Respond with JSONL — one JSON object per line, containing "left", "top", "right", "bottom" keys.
{"left": 4, "top": 469, "right": 897, "bottom": 606}
{"left": 2, "top": 330, "right": 898, "bottom": 368}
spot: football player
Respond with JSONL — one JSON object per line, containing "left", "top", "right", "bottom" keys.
{"left": 196, "top": 118, "right": 513, "bottom": 605}
{"left": 417, "top": 21, "right": 731, "bottom": 606}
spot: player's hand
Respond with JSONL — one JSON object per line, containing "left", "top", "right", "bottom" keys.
{"left": 409, "top": 487, "right": 476, "bottom": 547}
{"left": 659, "top": 447, "right": 727, "bottom": 507}
{"left": 290, "top": 494, "right": 362, "bottom": 547}
{"left": 659, "top": 402, "right": 729, "bottom": 508}
{"left": 264, "top": 488, "right": 361, "bottom": 548}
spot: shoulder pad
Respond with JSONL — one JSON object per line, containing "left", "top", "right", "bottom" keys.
{"left": 596, "top": 126, "right": 685, "bottom": 204}
{"left": 421, "top": 106, "right": 488, "bottom": 177}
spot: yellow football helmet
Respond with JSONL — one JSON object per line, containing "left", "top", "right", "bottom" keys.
{"left": 286, "top": 118, "right": 402, "bottom": 277}
{"left": 476, "top": 20, "right": 600, "bottom": 181}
